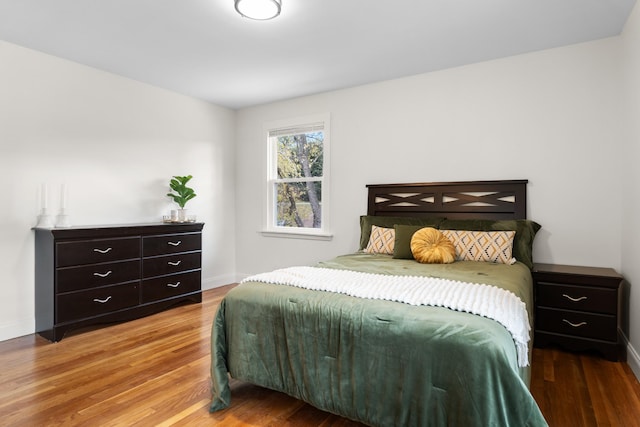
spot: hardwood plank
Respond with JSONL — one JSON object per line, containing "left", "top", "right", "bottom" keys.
{"left": 0, "top": 285, "right": 639, "bottom": 426}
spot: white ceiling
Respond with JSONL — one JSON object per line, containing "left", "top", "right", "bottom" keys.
{"left": 0, "top": 0, "right": 636, "bottom": 109}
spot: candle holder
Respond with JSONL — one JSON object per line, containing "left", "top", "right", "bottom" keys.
{"left": 55, "top": 209, "right": 71, "bottom": 228}
{"left": 35, "top": 208, "right": 54, "bottom": 228}
{"left": 36, "top": 183, "right": 54, "bottom": 228}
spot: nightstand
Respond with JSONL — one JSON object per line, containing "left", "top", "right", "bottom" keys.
{"left": 533, "top": 263, "right": 626, "bottom": 361}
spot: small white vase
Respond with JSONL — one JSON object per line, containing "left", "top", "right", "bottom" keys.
{"left": 177, "top": 208, "right": 188, "bottom": 222}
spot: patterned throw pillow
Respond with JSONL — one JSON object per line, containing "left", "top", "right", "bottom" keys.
{"left": 364, "top": 225, "right": 395, "bottom": 255}
{"left": 441, "top": 230, "right": 516, "bottom": 264}
{"left": 410, "top": 227, "right": 456, "bottom": 264}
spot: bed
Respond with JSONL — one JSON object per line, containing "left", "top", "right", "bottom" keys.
{"left": 210, "top": 179, "right": 547, "bottom": 426}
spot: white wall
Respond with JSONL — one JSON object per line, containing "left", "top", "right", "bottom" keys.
{"left": 0, "top": 40, "right": 237, "bottom": 341}
{"left": 620, "top": 3, "right": 640, "bottom": 378}
{"left": 236, "top": 38, "right": 624, "bottom": 275}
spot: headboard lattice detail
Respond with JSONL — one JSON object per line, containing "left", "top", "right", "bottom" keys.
{"left": 367, "top": 180, "right": 528, "bottom": 220}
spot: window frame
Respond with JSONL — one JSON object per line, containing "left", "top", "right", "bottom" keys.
{"left": 262, "top": 113, "right": 332, "bottom": 240}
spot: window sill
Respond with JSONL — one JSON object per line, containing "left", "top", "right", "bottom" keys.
{"left": 261, "top": 229, "right": 333, "bottom": 241}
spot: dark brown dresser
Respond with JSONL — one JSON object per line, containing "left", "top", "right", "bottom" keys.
{"left": 533, "top": 263, "right": 625, "bottom": 361}
{"left": 35, "top": 222, "right": 204, "bottom": 341}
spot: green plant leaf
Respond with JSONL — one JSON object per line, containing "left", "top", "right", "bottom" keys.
{"left": 166, "top": 175, "right": 197, "bottom": 208}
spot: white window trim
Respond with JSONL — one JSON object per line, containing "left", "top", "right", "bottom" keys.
{"left": 261, "top": 113, "right": 332, "bottom": 240}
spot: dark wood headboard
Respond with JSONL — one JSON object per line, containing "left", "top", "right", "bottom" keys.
{"left": 366, "top": 180, "right": 528, "bottom": 220}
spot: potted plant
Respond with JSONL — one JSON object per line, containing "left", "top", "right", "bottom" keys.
{"left": 166, "top": 175, "right": 196, "bottom": 221}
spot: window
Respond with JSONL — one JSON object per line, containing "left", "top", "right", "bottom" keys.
{"left": 264, "top": 114, "right": 331, "bottom": 239}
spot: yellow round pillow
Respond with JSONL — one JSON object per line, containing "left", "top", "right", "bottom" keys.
{"left": 410, "top": 227, "right": 456, "bottom": 264}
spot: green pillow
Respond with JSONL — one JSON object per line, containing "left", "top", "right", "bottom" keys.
{"left": 438, "top": 219, "right": 541, "bottom": 269}
{"left": 392, "top": 224, "right": 428, "bottom": 259}
{"left": 359, "top": 215, "right": 445, "bottom": 251}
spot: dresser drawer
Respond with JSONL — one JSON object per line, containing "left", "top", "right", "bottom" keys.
{"left": 536, "top": 307, "right": 617, "bottom": 342}
{"left": 57, "top": 283, "right": 139, "bottom": 323}
{"left": 56, "top": 237, "right": 140, "bottom": 267}
{"left": 56, "top": 260, "right": 140, "bottom": 293}
{"left": 141, "top": 270, "right": 201, "bottom": 303}
{"left": 143, "top": 252, "right": 201, "bottom": 278}
{"left": 143, "top": 233, "right": 201, "bottom": 257}
{"left": 536, "top": 282, "right": 617, "bottom": 314}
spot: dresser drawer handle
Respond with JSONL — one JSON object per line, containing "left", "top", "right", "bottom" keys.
{"left": 93, "top": 271, "right": 113, "bottom": 278}
{"left": 93, "top": 247, "right": 113, "bottom": 254}
{"left": 562, "top": 319, "right": 587, "bottom": 328}
{"left": 168, "top": 241, "right": 182, "bottom": 246}
{"left": 93, "top": 296, "right": 112, "bottom": 304}
{"left": 168, "top": 260, "right": 182, "bottom": 266}
{"left": 167, "top": 282, "right": 181, "bottom": 288}
{"left": 562, "top": 294, "right": 587, "bottom": 302}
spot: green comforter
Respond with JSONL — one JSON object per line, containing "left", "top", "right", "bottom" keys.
{"left": 210, "top": 253, "right": 547, "bottom": 426}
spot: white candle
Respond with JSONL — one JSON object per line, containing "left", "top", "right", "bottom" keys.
{"left": 41, "top": 183, "right": 48, "bottom": 210}
{"left": 60, "top": 184, "right": 67, "bottom": 210}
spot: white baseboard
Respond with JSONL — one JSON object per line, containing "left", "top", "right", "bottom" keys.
{"left": 235, "top": 273, "right": 253, "bottom": 282}
{"left": 626, "top": 339, "right": 640, "bottom": 381}
{"left": 0, "top": 317, "right": 35, "bottom": 342}
{"left": 202, "top": 274, "right": 238, "bottom": 290}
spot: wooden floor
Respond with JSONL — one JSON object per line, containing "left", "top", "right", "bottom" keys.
{"left": 1, "top": 285, "right": 639, "bottom": 426}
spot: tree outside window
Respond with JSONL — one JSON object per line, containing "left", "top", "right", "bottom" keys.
{"left": 266, "top": 114, "right": 330, "bottom": 237}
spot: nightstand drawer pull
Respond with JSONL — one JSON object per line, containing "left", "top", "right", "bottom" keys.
{"left": 167, "top": 282, "right": 181, "bottom": 288}
{"left": 562, "top": 319, "right": 587, "bottom": 328}
{"left": 168, "top": 260, "right": 182, "bottom": 266}
{"left": 168, "top": 241, "right": 182, "bottom": 246}
{"left": 93, "top": 270, "right": 113, "bottom": 278}
{"left": 562, "top": 294, "right": 588, "bottom": 302}
{"left": 93, "top": 296, "right": 112, "bottom": 304}
{"left": 93, "top": 247, "right": 113, "bottom": 254}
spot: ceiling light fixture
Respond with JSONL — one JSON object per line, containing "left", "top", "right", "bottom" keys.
{"left": 235, "top": 0, "right": 281, "bottom": 20}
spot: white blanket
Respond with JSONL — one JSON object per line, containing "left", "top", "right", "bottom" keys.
{"left": 242, "top": 266, "right": 531, "bottom": 367}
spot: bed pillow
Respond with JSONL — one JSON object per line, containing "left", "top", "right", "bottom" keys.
{"left": 438, "top": 219, "right": 540, "bottom": 268}
{"left": 393, "top": 224, "right": 429, "bottom": 259}
{"left": 359, "top": 215, "right": 445, "bottom": 251}
{"left": 410, "top": 227, "right": 456, "bottom": 264}
{"left": 441, "top": 230, "right": 516, "bottom": 264}
{"left": 364, "top": 225, "right": 395, "bottom": 254}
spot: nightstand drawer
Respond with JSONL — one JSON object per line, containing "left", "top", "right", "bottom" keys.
{"left": 536, "top": 282, "right": 617, "bottom": 314}
{"left": 57, "top": 259, "right": 141, "bottom": 293}
{"left": 141, "top": 271, "right": 201, "bottom": 303}
{"left": 536, "top": 307, "right": 617, "bottom": 342}
{"left": 143, "top": 252, "right": 201, "bottom": 278}
{"left": 143, "top": 233, "right": 201, "bottom": 257}
{"left": 56, "top": 237, "right": 140, "bottom": 267}
{"left": 57, "top": 283, "right": 139, "bottom": 323}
